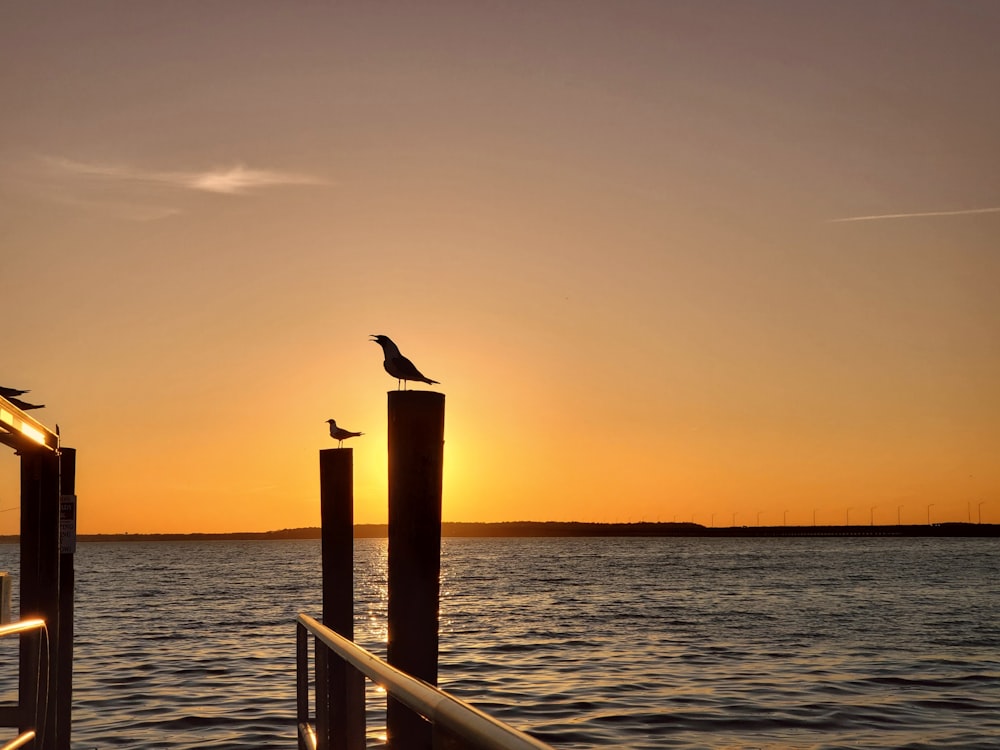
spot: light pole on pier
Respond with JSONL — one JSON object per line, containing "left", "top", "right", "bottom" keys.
{"left": 979, "top": 501, "right": 986, "bottom": 524}
{"left": 870, "top": 506, "right": 876, "bottom": 526}
{"left": 926, "top": 503, "right": 934, "bottom": 525}
{"left": 846, "top": 507, "right": 852, "bottom": 526}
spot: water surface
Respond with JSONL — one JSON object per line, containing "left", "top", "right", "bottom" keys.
{"left": 1, "top": 536, "right": 997, "bottom": 749}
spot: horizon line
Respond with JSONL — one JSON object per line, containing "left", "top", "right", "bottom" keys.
{"left": 3, "top": 519, "right": 995, "bottom": 541}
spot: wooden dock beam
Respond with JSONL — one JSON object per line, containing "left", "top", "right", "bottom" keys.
{"left": 317, "top": 448, "right": 365, "bottom": 750}
{"left": 386, "top": 390, "right": 445, "bottom": 750}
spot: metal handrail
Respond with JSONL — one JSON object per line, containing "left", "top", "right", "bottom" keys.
{"left": 1, "top": 618, "right": 46, "bottom": 744}
{"left": 0, "top": 619, "right": 46, "bottom": 639}
{"left": 297, "top": 613, "right": 554, "bottom": 750}
{"left": 0, "top": 731, "right": 36, "bottom": 750}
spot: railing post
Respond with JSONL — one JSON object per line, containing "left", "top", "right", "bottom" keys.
{"left": 315, "top": 638, "right": 329, "bottom": 750}
{"left": 318, "top": 448, "right": 365, "bottom": 750}
{"left": 386, "top": 390, "right": 445, "bottom": 750}
{"left": 432, "top": 723, "right": 471, "bottom": 750}
{"left": 296, "top": 623, "right": 312, "bottom": 750}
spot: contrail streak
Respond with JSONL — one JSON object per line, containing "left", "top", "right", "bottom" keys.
{"left": 830, "top": 206, "right": 1000, "bottom": 223}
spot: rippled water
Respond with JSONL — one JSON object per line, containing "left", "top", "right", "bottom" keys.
{"left": 1, "top": 537, "right": 998, "bottom": 749}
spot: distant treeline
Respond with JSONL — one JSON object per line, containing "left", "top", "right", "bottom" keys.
{"left": 2, "top": 521, "right": 997, "bottom": 544}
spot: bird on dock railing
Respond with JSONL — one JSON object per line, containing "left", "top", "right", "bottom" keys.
{"left": 370, "top": 334, "right": 439, "bottom": 390}
{"left": 0, "top": 386, "right": 30, "bottom": 398}
{"left": 7, "top": 396, "right": 44, "bottom": 410}
{"left": 326, "top": 419, "right": 363, "bottom": 448}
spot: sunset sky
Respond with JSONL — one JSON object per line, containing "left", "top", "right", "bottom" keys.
{"left": 2, "top": 1, "right": 998, "bottom": 534}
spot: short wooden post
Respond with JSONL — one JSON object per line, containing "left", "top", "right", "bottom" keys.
{"left": 386, "top": 390, "right": 445, "bottom": 750}
{"left": 57, "top": 447, "right": 76, "bottom": 750}
{"left": 19, "top": 447, "right": 60, "bottom": 749}
{"left": 318, "top": 448, "right": 365, "bottom": 750}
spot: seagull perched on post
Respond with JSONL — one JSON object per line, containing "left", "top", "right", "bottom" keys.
{"left": 326, "top": 419, "right": 363, "bottom": 448}
{"left": 370, "top": 335, "right": 439, "bottom": 390}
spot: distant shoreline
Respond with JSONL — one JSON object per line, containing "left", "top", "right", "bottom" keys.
{"left": 2, "top": 521, "right": 997, "bottom": 543}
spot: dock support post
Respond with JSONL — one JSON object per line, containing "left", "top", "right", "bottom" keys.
{"left": 56, "top": 448, "right": 76, "bottom": 750}
{"left": 386, "top": 390, "right": 445, "bottom": 750}
{"left": 19, "top": 448, "right": 60, "bottom": 750}
{"left": 318, "top": 448, "right": 365, "bottom": 750}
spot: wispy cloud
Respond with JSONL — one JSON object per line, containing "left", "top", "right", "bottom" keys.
{"left": 46, "top": 157, "right": 328, "bottom": 195}
{"left": 26, "top": 156, "right": 330, "bottom": 220}
{"left": 185, "top": 166, "right": 326, "bottom": 194}
{"left": 53, "top": 196, "right": 182, "bottom": 222}
{"left": 830, "top": 206, "right": 1000, "bottom": 223}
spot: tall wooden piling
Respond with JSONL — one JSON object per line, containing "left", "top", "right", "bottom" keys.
{"left": 57, "top": 448, "right": 76, "bottom": 750}
{"left": 386, "top": 390, "right": 445, "bottom": 750}
{"left": 19, "top": 447, "right": 61, "bottom": 749}
{"left": 318, "top": 448, "right": 365, "bottom": 750}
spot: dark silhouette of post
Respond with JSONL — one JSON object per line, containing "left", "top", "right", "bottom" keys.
{"left": 19, "top": 447, "right": 60, "bottom": 749}
{"left": 386, "top": 390, "right": 445, "bottom": 750}
{"left": 318, "top": 448, "right": 365, "bottom": 750}
{"left": 57, "top": 448, "right": 76, "bottom": 750}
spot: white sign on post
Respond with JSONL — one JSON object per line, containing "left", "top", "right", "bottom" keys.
{"left": 60, "top": 493, "right": 77, "bottom": 554}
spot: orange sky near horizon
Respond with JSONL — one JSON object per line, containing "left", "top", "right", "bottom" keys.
{"left": 2, "top": 2, "right": 999, "bottom": 534}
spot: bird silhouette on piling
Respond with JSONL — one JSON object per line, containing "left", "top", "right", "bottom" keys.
{"left": 370, "top": 335, "right": 439, "bottom": 390}
{"left": 326, "top": 419, "right": 363, "bottom": 448}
